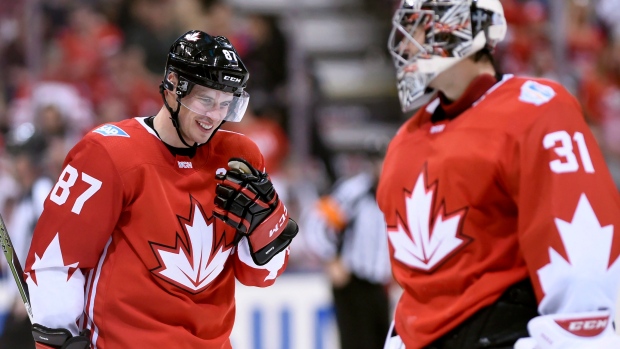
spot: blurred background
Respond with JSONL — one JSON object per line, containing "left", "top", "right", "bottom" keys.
{"left": 0, "top": 0, "right": 619, "bottom": 348}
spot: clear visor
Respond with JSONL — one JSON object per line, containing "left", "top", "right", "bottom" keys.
{"left": 180, "top": 88, "right": 250, "bottom": 123}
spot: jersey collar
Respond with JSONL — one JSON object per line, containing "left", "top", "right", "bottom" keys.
{"left": 431, "top": 73, "right": 498, "bottom": 123}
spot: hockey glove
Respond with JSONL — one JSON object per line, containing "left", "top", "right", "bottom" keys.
{"left": 513, "top": 310, "right": 620, "bottom": 349}
{"left": 32, "top": 323, "right": 90, "bottom": 349}
{"left": 214, "top": 158, "right": 298, "bottom": 265}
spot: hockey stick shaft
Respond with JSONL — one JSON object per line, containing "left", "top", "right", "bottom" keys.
{"left": 0, "top": 213, "right": 33, "bottom": 322}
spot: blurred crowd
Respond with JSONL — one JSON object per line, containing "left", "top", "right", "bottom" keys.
{"left": 0, "top": 0, "right": 292, "bottom": 187}
{"left": 0, "top": 0, "right": 619, "bottom": 345}
{"left": 496, "top": 0, "right": 620, "bottom": 184}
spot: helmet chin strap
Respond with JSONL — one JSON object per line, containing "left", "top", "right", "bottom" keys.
{"left": 205, "top": 121, "right": 225, "bottom": 144}
{"left": 159, "top": 83, "right": 197, "bottom": 149}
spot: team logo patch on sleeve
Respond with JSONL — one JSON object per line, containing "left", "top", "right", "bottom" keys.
{"left": 93, "top": 124, "right": 130, "bottom": 137}
{"left": 519, "top": 80, "right": 556, "bottom": 106}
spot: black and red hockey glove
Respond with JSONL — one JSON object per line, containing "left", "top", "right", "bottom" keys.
{"left": 213, "top": 158, "right": 298, "bottom": 265}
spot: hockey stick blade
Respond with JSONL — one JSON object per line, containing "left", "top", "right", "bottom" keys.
{"left": 0, "top": 213, "right": 33, "bottom": 322}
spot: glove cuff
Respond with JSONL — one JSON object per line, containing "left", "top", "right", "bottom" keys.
{"left": 249, "top": 218, "right": 298, "bottom": 266}
{"left": 32, "top": 324, "right": 91, "bottom": 349}
{"left": 523, "top": 310, "right": 618, "bottom": 349}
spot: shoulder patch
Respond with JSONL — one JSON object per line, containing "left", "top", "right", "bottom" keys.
{"left": 518, "top": 80, "right": 556, "bottom": 106}
{"left": 92, "top": 124, "right": 130, "bottom": 137}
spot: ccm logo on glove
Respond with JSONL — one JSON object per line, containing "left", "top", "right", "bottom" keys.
{"left": 555, "top": 315, "right": 609, "bottom": 337}
{"left": 269, "top": 209, "right": 288, "bottom": 237}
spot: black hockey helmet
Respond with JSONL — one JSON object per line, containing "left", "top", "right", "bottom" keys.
{"left": 160, "top": 30, "right": 251, "bottom": 147}
{"left": 164, "top": 30, "right": 249, "bottom": 96}
{"left": 162, "top": 30, "right": 250, "bottom": 121}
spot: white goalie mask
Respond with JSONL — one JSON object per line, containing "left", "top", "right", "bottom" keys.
{"left": 388, "top": 0, "right": 507, "bottom": 112}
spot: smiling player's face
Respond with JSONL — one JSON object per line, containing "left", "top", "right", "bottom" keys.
{"left": 177, "top": 85, "right": 234, "bottom": 145}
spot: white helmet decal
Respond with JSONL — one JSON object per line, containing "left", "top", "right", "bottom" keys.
{"left": 184, "top": 32, "right": 201, "bottom": 42}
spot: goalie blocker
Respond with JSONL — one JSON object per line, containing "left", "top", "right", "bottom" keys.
{"left": 213, "top": 158, "right": 298, "bottom": 265}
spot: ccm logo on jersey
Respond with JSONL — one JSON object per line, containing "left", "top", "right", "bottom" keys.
{"left": 93, "top": 124, "right": 130, "bottom": 137}
{"left": 223, "top": 75, "right": 241, "bottom": 83}
{"left": 556, "top": 315, "right": 609, "bottom": 337}
{"left": 178, "top": 161, "right": 193, "bottom": 169}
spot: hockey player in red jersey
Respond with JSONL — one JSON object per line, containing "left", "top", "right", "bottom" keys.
{"left": 380, "top": 1, "right": 620, "bottom": 348}
{"left": 23, "top": 30, "right": 298, "bottom": 349}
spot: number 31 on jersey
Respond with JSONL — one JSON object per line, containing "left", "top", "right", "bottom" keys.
{"left": 49, "top": 164, "right": 102, "bottom": 215}
{"left": 543, "top": 130, "right": 595, "bottom": 174}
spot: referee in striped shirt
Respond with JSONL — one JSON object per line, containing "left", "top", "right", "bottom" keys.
{"left": 303, "top": 142, "right": 393, "bottom": 349}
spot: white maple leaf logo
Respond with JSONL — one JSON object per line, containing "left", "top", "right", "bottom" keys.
{"left": 26, "top": 233, "right": 82, "bottom": 287}
{"left": 538, "top": 194, "right": 620, "bottom": 311}
{"left": 26, "top": 233, "right": 86, "bottom": 327}
{"left": 151, "top": 199, "right": 233, "bottom": 293}
{"left": 388, "top": 170, "right": 470, "bottom": 272}
{"left": 184, "top": 32, "right": 200, "bottom": 42}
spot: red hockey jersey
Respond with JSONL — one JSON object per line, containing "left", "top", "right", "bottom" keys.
{"left": 24, "top": 117, "right": 290, "bottom": 349}
{"left": 376, "top": 75, "right": 620, "bottom": 348}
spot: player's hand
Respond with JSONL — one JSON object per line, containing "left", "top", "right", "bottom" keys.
{"left": 213, "top": 158, "right": 283, "bottom": 236}
{"left": 32, "top": 324, "right": 90, "bottom": 349}
{"left": 513, "top": 310, "right": 620, "bottom": 349}
{"left": 214, "top": 158, "right": 297, "bottom": 265}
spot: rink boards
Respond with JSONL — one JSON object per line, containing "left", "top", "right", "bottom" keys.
{"left": 231, "top": 272, "right": 339, "bottom": 349}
